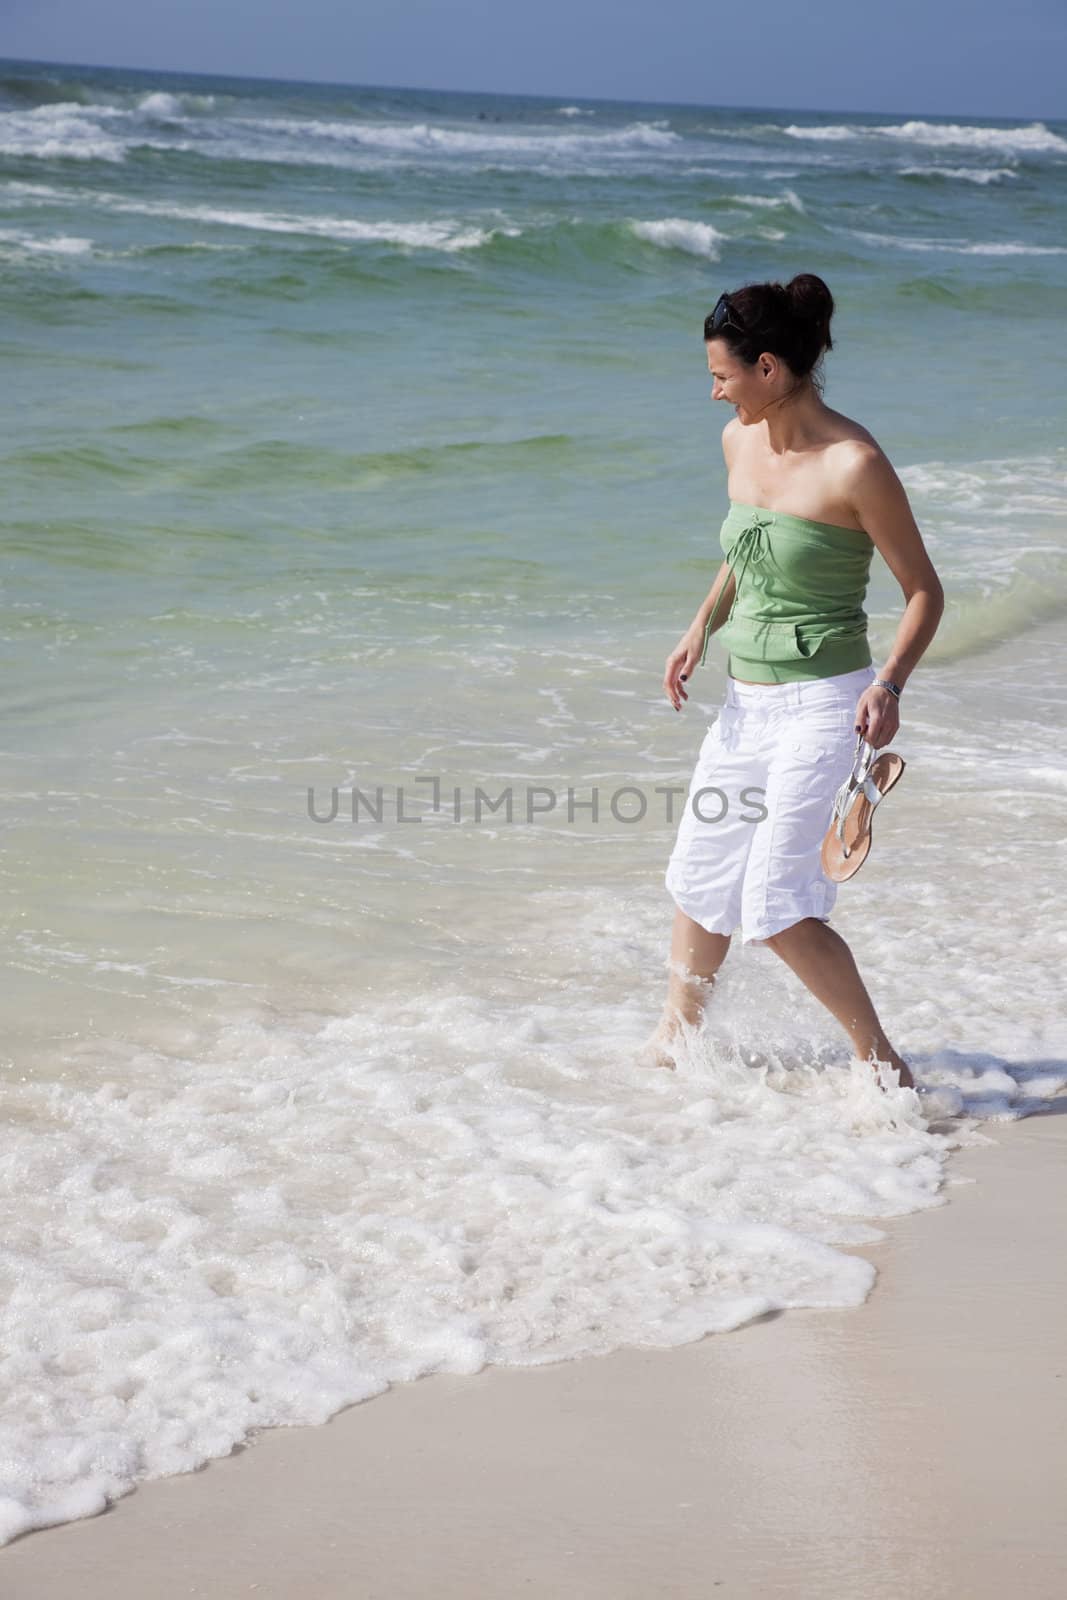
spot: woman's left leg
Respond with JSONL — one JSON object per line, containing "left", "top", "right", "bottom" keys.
{"left": 762, "top": 917, "right": 916, "bottom": 1089}
{"left": 734, "top": 670, "right": 915, "bottom": 1087}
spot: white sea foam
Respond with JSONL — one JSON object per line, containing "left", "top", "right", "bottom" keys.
{"left": 0, "top": 103, "right": 686, "bottom": 174}
{"left": 783, "top": 123, "right": 857, "bottom": 142}
{"left": 727, "top": 188, "right": 805, "bottom": 211}
{"left": 0, "top": 227, "right": 93, "bottom": 257}
{"left": 0, "top": 179, "right": 68, "bottom": 200}
{"left": 899, "top": 164, "right": 1019, "bottom": 184}
{"left": 253, "top": 115, "right": 681, "bottom": 159}
{"left": 847, "top": 227, "right": 1067, "bottom": 255}
{"left": 180, "top": 206, "right": 509, "bottom": 253}
{"left": 953, "top": 240, "right": 1067, "bottom": 254}
{"left": 876, "top": 118, "right": 1066, "bottom": 154}
{"left": 783, "top": 118, "right": 1067, "bottom": 156}
{"left": 0, "top": 103, "right": 130, "bottom": 162}
{"left": 3, "top": 182, "right": 522, "bottom": 252}
{"left": 629, "top": 217, "right": 727, "bottom": 259}
{"left": 136, "top": 90, "right": 216, "bottom": 117}
{"left": 899, "top": 453, "right": 1067, "bottom": 518}
{"left": 0, "top": 969, "right": 994, "bottom": 1546}
{"left": 556, "top": 105, "right": 595, "bottom": 117}
{"left": 137, "top": 91, "right": 183, "bottom": 118}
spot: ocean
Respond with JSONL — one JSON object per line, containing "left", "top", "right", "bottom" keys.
{"left": 1, "top": 56, "right": 1065, "bottom": 1541}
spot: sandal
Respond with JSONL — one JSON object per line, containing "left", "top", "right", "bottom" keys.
{"left": 820, "top": 734, "right": 906, "bottom": 882}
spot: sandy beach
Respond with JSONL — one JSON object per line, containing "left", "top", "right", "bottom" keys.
{"left": 5, "top": 1095, "right": 1065, "bottom": 1600}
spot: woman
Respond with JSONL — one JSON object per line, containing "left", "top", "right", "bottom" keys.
{"left": 651, "top": 274, "right": 944, "bottom": 1092}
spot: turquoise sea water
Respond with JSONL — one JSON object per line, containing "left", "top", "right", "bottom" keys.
{"left": 2, "top": 57, "right": 1065, "bottom": 1540}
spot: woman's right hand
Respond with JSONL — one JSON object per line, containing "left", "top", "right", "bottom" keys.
{"left": 663, "top": 621, "right": 707, "bottom": 712}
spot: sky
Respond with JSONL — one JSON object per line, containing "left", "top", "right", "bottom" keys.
{"left": 2, "top": 0, "right": 1065, "bottom": 119}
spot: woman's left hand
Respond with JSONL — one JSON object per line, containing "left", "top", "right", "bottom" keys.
{"left": 855, "top": 684, "right": 900, "bottom": 749}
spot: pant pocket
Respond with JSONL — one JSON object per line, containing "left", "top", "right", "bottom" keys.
{"left": 781, "top": 714, "right": 857, "bottom": 790}
{"left": 790, "top": 705, "right": 857, "bottom": 745}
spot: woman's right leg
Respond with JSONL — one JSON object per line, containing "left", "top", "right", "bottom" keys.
{"left": 654, "top": 685, "right": 762, "bottom": 1068}
{"left": 644, "top": 910, "right": 731, "bottom": 1069}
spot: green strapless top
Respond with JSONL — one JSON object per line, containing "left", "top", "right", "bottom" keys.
{"left": 699, "top": 501, "right": 875, "bottom": 684}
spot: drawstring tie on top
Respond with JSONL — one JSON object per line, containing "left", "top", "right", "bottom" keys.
{"left": 699, "top": 514, "right": 772, "bottom": 667}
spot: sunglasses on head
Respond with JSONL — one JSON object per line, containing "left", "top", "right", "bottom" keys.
{"left": 708, "top": 291, "right": 744, "bottom": 334}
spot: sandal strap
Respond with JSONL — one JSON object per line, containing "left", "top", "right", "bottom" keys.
{"left": 829, "top": 740, "right": 885, "bottom": 850}
{"left": 861, "top": 774, "right": 884, "bottom": 806}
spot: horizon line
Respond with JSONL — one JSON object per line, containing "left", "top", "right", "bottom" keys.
{"left": 0, "top": 53, "right": 1058, "bottom": 126}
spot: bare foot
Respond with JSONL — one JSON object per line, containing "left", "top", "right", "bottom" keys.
{"left": 636, "top": 1028, "right": 678, "bottom": 1071}
{"left": 871, "top": 1050, "right": 916, "bottom": 1092}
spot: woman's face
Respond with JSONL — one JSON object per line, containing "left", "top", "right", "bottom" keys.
{"left": 705, "top": 337, "right": 767, "bottom": 424}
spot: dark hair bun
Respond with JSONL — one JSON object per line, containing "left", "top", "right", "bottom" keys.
{"left": 785, "top": 273, "right": 834, "bottom": 351}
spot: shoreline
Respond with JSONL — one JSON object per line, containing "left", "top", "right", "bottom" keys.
{"left": 5, "top": 1095, "right": 1065, "bottom": 1599}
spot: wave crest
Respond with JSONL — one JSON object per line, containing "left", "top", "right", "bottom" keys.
{"left": 629, "top": 218, "right": 727, "bottom": 259}
{"left": 783, "top": 118, "right": 1067, "bottom": 157}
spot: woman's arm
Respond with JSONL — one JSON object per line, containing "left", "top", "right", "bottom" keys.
{"left": 663, "top": 421, "right": 741, "bottom": 712}
{"left": 663, "top": 566, "right": 735, "bottom": 712}
{"left": 844, "top": 444, "right": 945, "bottom": 745}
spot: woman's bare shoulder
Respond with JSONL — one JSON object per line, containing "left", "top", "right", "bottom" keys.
{"left": 721, "top": 414, "right": 742, "bottom": 463}
{"left": 822, "top": 421, "right": 901, "bottom": 509}
{"left": 821, "top": 408, "right": 883, "bottom": 457}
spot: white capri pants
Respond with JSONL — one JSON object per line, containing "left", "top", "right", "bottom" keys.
{"left": 665, "top": 664, "right": 877, "bottom": 946}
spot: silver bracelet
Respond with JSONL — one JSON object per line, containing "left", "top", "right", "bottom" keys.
{"left": 873, "top": 678, "right": 902, "bottom": 698}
